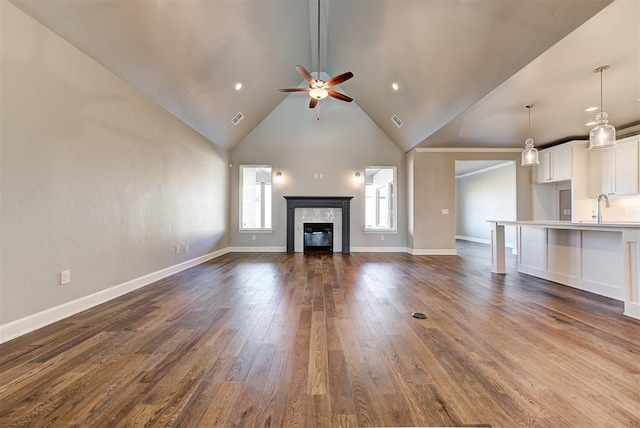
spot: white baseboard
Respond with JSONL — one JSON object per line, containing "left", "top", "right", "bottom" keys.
{"left": 456, "top": 235, "right": 515, "bottom": 249}
{"left": 517, "top": 264, "right": 624, "bottom": 301}
{"left": 227, "top": 246, "right": 286, "bottom": 252}
{"left": 226, "top": 245, "right": 467, "bottom": 256}
{"left": 351, "top": 246, "right": 408, "bottom": 253}
{"left": 456, "top": 235, "right": 491, "bottom": 245}
{"left": 624, "top": 301, "right": 640, "bottom": 320}
{"left": 408, "top": 248, "right": 457, "bottom": 256}
{"left": 0, "top": 248, "right": 230, "bottom": 344}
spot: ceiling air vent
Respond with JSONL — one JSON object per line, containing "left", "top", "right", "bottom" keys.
{"left": 391, "top": 115, "right": 403, "bottom": 128}
{"left": 231, "top": 112, "right": 244, "bottom": 126}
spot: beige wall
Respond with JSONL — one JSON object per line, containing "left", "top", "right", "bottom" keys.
{"left": 408, "top": 150, "right": 532, "bottom": 251}
{"left": 230, "top": 82, "right": 407, "bottom": 250}
{"left": 1, "top": 2, "right": 229, "bottom": 327}
{"left": 406, "top": 150, "right": 415, "bottom": 249}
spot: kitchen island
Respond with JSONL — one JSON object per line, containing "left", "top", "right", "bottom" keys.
{"left": 489, "top": 220, "right": 640, "bottom": 320}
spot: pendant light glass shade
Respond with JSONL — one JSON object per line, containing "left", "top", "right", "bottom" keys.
{"left": 522, "top": 138, "right": 539, "bottom": 166}
{"left": 589, "top": 65, "right": 616, "bottom": 150}
{"left": 521, "top": 104, "right": 539, "bottom": 166}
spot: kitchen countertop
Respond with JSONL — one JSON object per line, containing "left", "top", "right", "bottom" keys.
{"left": 488, "top": 220, "right": 640, "bottom": 231}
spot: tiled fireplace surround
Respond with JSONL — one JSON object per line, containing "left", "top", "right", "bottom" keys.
{"left": 284, "top": 196, "right": 353, "bottom": 254}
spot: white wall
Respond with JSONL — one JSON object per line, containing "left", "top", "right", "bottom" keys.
{"left": 229, "top": 80, "right": 407, "bottom": 251}
{"left": 455, "top": 162, "right": 516, "bottom": 246}
{"left": 1, "top": 2, "right": 229, "bottom": 336}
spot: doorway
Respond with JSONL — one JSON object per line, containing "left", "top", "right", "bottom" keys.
{"left": 455, "top": 160, "right": 517, "bottom": 252}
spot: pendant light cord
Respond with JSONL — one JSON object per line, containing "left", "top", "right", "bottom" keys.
{"left": 526, "top": 104, "right": 534, "bottom": 139}
{"left": 600, "top": 69, "right": 604, "bottom": 114}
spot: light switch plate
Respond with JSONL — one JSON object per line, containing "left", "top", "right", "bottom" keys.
{"left": 60, "top": 270, "right": 71, "bottom": 285}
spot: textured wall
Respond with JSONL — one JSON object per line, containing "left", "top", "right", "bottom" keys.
{"left": 1, "top": 2, "right": 229, "bottom": 325}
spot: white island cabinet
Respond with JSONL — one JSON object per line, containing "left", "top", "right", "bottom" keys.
{"left": 489, "top": 220, "right": 640, "bottom": 320}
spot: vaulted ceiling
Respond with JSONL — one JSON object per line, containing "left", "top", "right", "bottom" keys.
{"left": 10, "top": 0, "right": 639, "bottom": 152}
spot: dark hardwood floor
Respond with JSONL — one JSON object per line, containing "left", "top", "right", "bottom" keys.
{"left": 1, "top": 241, "right": 639, "bottom": 427}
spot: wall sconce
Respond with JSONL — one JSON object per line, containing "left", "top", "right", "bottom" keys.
{"left": 353, "top": 170, "right": 362, "bottom": 183}
{"left": 275, "top": 169, "right": 283, "bottom": 183}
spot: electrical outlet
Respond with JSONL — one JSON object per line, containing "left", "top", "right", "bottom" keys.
{"left": 175, "top": 245, "right": 180, "bottom": 254}
{"left": 252, "top": 235, "right": 256, "bottom": 240}
{"left": 442, "top": 209, "right": 449, "bottom": 215}
{"left": 60, "top": 270, "right": 71, "bottom": 285}
{"left": 185, "top": 244, "right": 189, "bottom": 252}
{"left": 380, "top": 235, "right": 385, "bottom": 241}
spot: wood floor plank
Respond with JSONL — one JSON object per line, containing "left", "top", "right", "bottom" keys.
{"left": 307, "top": 311, "right": 329, "bottom": 395}
{"left": 223, "top": 344, "right": 276, "bottom": 426}
{"left": 247, "top": 349, "right": 288, "bottom": 427}
{"left": 1, "top": 243, "right": 639, "bottom": 426}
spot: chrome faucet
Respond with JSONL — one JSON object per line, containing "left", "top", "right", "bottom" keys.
{"left": 595, "top": 193, "right": 610, "bottom": 224}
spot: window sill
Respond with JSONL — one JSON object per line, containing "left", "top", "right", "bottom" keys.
{"left": 364, "top": 229, "right": 398, "bottom": 234}
{"left": 238, "top": 229, "right": 274, "bottom": 234}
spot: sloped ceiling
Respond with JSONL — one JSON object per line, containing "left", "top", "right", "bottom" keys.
{"left": 10, "top": 0, "right": 638, "bottom": 153}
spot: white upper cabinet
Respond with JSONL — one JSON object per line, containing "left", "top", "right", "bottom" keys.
{"left": 588, "top": 137, "right": 640, "bottom": 197}
{"left": 552, "top": 145, "right": 572, "bottom": 181}
{"left": 535, "top": 151, "right": 551, "bottom": 183}
{"left": 534, "top": 144, "right": 572, "bottom": 183}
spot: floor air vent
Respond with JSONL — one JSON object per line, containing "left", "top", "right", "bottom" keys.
{"left": 231, "top": 112, "right": 244, "bottom": 126}
{"left": 391, "top": 115, "right": 403, "bottom": 128}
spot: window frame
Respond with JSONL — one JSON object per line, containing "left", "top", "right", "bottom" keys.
{"left": 364, "top": 165, "right": 398, "bottom": 232}
{"left": 238, "top": 164, "right": 274, "bottom": 233}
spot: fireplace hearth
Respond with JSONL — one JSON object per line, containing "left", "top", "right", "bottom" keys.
{"left": 304, "top": 223, "right": 333, "bottom": 253}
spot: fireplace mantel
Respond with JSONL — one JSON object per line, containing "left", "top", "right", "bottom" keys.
{"left": 284, "top": 196, "right": 353, "bottom": 254}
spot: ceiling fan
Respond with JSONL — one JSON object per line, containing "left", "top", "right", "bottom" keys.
{"left": 278, "top": 0, "right": 354, "bottom": 109}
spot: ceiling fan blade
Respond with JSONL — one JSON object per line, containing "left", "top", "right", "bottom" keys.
{"left": 325, "top": 71, "right": 354, "bottom": 88}
{"left": 296, "top": 65, "right": 316, "bottom": 84}
{"left": 309, "top": 98, "right": 319, "bottom": 109}
{"left": 278, "top": 88, "right": 311, "bottom": 92}
{"left": 327, "top": 90, "right": 353, "bottom": 103}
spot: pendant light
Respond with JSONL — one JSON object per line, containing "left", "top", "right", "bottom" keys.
{"left": 521, "top": 104, "right": 540, "bottom": 166}
{"left": 588, "top": 65, "right": 616, "bottom": 150}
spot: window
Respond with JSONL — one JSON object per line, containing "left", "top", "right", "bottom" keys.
{"left": 365, "top": 166, "right": 396, "bottom": 230}
{"left": 240, "top": 165, "right": 272, "bottom": 230}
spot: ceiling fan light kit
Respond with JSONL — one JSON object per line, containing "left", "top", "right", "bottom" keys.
{"left": 588, "top": 65, "right": 616, "bottom": 150}
{"left": 309, "top": 87, "right": 329, "bottom": 100}
{"left": 278, "top": 0, "right": 353, "bottom": 109}
{"left": 521, "top": 104, "right": 540, "bottom": 166}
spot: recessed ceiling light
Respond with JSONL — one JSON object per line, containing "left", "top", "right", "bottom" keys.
{"left": 585, "top": 121, "right": 597, "bottom": 126}
{"left": 584, "top": 106, "right": 599, "bottom": 112}
{"left": 235, "top": 83, "right": 243, "bottom": 91}
{"left": 391, "top": 82, "right": 399, "bottom": 91}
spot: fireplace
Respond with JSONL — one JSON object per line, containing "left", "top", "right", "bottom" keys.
{"left": 304, "top": 223, "right": 333, "bottom": 253}
{"left": 284, "top": 196, "right": 353, "bottom": 254}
